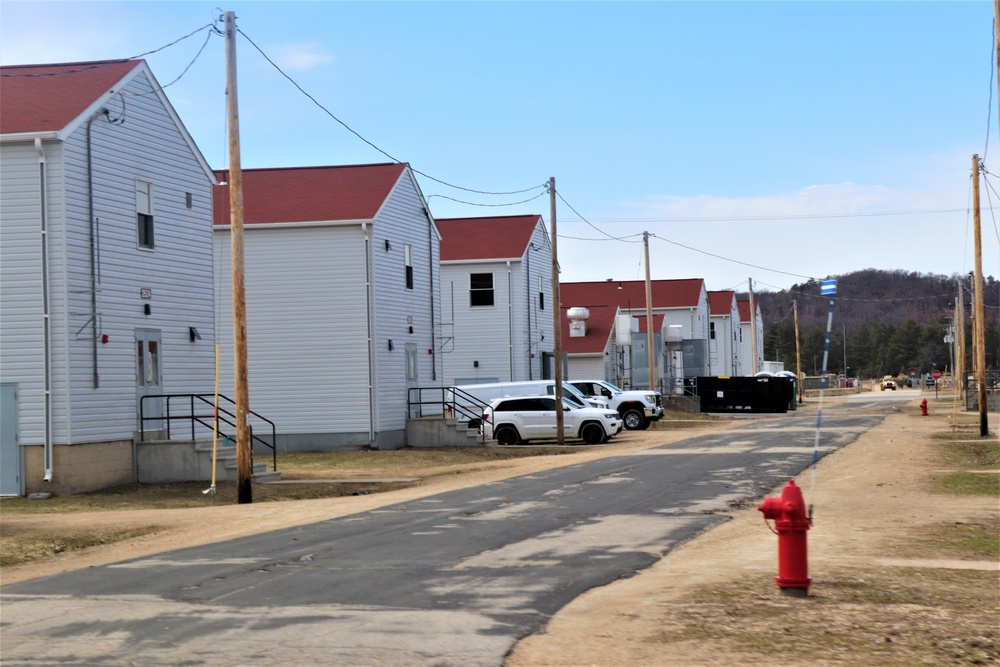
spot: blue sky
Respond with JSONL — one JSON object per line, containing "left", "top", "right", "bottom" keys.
{"left": 2, "top": 1, "right": 997, "bottom": 294}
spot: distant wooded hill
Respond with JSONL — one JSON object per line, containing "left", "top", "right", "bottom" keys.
{"left": 744, "top": 269, "right": 1000, "bottom": 378}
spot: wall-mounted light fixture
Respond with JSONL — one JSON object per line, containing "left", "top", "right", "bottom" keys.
{"left": 144, "top": 303, "right": 151, "bottom": 316}
{"left": 473, "top": 360, "right": 479, "bottom": 368}
{"left": 388, "top": 339, "right": 394, "bottom": 351}
{"left": 408, "top": 326, "right": 414, "bottom": 334}
{"left": 189, "top": 327, "right": 202, "bottom": 342}
{"left": 384, "top": 239, "right": 391, "bottom": 251}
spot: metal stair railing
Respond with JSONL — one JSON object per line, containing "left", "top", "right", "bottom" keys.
{"left": 139, "top": 394, "right": 277, "bottom": 472}
{"left": 406, "top": 386, "right": 493, "bottom": 441}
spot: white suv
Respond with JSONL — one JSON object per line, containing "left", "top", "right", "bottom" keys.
{"left": 568, "top": 380, "right": 664, "bottom": 430}
{"left": 482, "top": 395, "right": 623, "bottom": 446}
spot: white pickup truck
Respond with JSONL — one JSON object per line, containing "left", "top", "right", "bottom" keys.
{"left": 568, "top": 380, "right": 664, "bottom": 430}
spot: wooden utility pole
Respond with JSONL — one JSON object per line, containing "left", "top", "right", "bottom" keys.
{"left": 643, "top": 232, "right": 656, "bottom": 392}
{"left": 794, "top": 300, "right": 803, "bottom": 404}
{"left": 549, "top": 177, "right": 564, "bottom": 446}
{"left": 748, "top": 278, "right": 759, "bottom": 375}
{"left": 226, "top": 11, "right": 252, "bottom": 503}
{"left": 995, "top": 0, "right": 1000, "bottom": 124}
{"left": 972, "top": 155, "right": 989, "bottom": 436}
{"left": 956, "top": 281, "right": 965, "bottom": 391}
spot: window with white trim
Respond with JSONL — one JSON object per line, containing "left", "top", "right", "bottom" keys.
{"left": 136, "top": 180, "right": 154, "bottom": 249}
{"left": 404, "top": 243, "right": 414, "bottom": 290}
{"left": 470, "top": 272, "right": 494, "bottom": 307}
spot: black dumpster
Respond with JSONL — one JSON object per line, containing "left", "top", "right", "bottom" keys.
{"left": 695, "top": 376, "right": 794, "bottom": 413}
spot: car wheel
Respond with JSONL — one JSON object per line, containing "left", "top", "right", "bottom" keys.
{"left": 622, "top": 408, "right": 645, "bottom": 430}
{"left": 494, "top": 425, "right": 520, "bottom": 446}
{"left": 581, "top": 423, "right": 605, "bottom": 445}
{"left": 637, "top": 419, "right": 651, "bottom": 430}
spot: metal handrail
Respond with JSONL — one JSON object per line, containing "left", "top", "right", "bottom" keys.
{"left": 139, "top": 393, "right": 277, "bottom": 472}
{"left": 406, "top": 386, "right": 493, "bottom": 441}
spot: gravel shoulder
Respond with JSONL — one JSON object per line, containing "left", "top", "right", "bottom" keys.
{"left": 508, "top": 399, "right": 1000, "bottom": 667}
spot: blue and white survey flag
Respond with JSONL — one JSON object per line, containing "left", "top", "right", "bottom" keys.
{"left": 820, "top": 279, "right": 837, "bottom": 296}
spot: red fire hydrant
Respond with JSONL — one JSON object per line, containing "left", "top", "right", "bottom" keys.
{"left": 920, "top": 398, "right": 928, "bottom": 416}
{"left": 758, "top": 480, "right": 811, "bottom": 595}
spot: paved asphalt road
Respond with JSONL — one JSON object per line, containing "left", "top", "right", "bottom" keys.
{"left": 1, "top": 394, "right": 909, "bottom": 666}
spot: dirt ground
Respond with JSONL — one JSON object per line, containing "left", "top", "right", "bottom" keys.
{"left": 2, "top": 396, "right": 998, "bottom": 666}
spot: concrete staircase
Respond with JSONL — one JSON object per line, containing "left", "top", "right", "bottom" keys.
{"left": 136, "top": 437, "right": 281, "bottom": 484}
{"left": 406, "top": 415, "right": 491, "bottom": 447}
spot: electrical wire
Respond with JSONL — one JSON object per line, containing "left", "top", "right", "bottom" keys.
{"left": 125, "top": 22, "right": 219, "bottom": 96}
{"left": 984, "top": 21, "right": 996, "bottom": 164}
{"left": 555, "top": 191, "right": 640, "bottom": 242}
{"left": 0, "top": 23, "right": 218, "bottom": 77}
{"left": 426, "top": 191, "right": 547, "bottom": 208}
{"left": 236, "top": 27, "right": 546, "bottom": 198}
{"left": 571, "top": 208, "right": 965, "bottom": 224}
{"left": 647, "top": 232, "right": 813, "bottom": 280}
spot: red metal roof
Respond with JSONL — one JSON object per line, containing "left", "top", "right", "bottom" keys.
{"left": 559, "top": 279, "right": 705, "bottom": 354}
{"left": 561, "top": 278, "right": 704, "bottom": 312}
{"left": 213, "top": 164, "right": 408, "bottom": 225}
{"left": 0, "top": 60, "right": 142, "bottom": 134}
{"left": 561, "top": 303, "right": 617, "bottom": 355}
{"left": 737, "top": 299, "right": 759, "bottom": 322}
{"left": 708, "top": 290, "right": 737, "bottom": 316}
{"left": 437, "top": 215, "right": 543, "bottom": 261}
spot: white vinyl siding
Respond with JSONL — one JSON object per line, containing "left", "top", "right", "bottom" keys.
{"left": 0, "top": 141, "right": 59, "bottom": 445}
{"left": 2, "top": 68, "right": 214, "bottom": 444}
{"left": 440, "top": 219, "right": 553, "bottom": 386}
{"left": 370, "top": 171, "right": 442, "bottom": 436}
{"left": 442, "top": 260, "right": 514, "bottom": 385}
{"left": 214, "top": 224, "right": 371, "bottom": 434}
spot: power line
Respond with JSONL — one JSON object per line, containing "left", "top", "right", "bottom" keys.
{"left": 426, "top": 191, "right": 547, "bottom": 208}
{"left": 555, "top": 191, "right": 640, "bottom": 242}
{"left": 570, "top": 208, "right": 965, "bottom": 224}
{"left": 646, "top": 233, "right": 814, "bottom": 280}
{"left": 236, "top": 27, "right": 545, "bottom": 198}
{"left": 0, "top": 23, "right": 219, "bottom": 77}
{"left": 985, "top": 19, "right": 996, "bottom": 164}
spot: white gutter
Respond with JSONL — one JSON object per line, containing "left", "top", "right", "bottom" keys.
{"left": 35, "top": 138, "right": 54, "bottom": 483}
{"left": 362, "top": 222, "right": 375, "bottom": 444}
{"left": 507, "top": 260, "right": 513, "bottom": 380}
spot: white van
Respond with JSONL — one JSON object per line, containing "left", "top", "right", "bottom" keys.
{"left": 451, "top": 380, "right": 608, "bottom": 429}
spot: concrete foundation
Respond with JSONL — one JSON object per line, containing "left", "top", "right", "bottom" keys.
{"left": 22, "top": 441, "right": 132, "bottom": 496}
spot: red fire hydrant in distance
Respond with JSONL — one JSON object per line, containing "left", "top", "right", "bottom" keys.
{"left": 758, "top": 480, "right": 811, "bottom": 595}
{"left": 920, "top": 398, "right": 928, "bottom": 416}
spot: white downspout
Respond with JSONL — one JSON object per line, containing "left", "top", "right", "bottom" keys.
{"left": 35, "top": 138, "right": 54, "bottom": 482}
{"left": 363, "top": 223, "right": 375, "bottom": 444}
{"left": 507, "top": 260, "right": 513, "bottom": 381}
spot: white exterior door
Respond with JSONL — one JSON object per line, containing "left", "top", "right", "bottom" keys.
{"left": 136, "top": 329, "right": 163, "bottom": 437}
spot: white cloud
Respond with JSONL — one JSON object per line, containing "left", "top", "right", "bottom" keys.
{"left": 557, "top": 165, "right": 992, "bottom": 292}
{"left": 266, "top": 43, "right": 333, "bottom": 72}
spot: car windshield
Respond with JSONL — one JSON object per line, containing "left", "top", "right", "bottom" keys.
{"left": 561, "top": 391, "right": 586, "bottom": 409}
{"left": 600, "top": 381, "right": 624, "bottom": 393}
